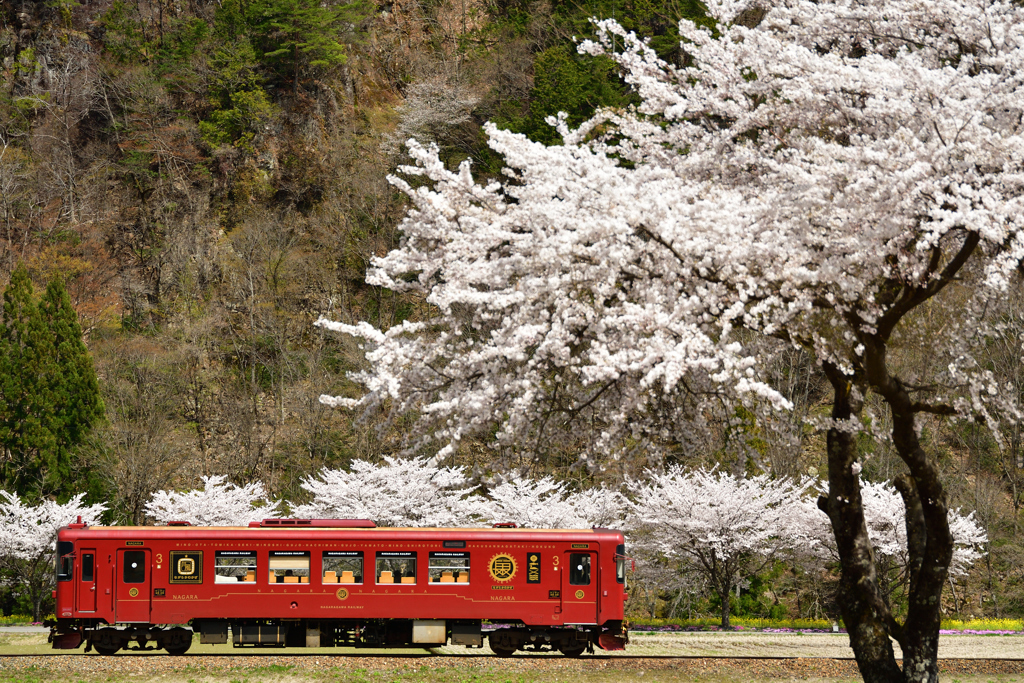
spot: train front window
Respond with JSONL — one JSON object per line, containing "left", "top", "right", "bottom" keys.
{"left": 270, "top": 551, "right": 310, "bottom": 583}
{"left": 377, "top": 551, "right": 416, "bottom": 584}
{"left": 123, "top": 551, "right": 146, "bottom": 583}
{"left": 569, "top": 553, "right": 591, "bottom": 585}
{"left": 216, "top": 550, "right": 257, "bottom": 583}
{"left": 323, "top": 551, "right": 363, "bottom": 584}
{"left": 615, "top": 543, "right": 626, "bottom": 584}
{"left": 429, "top": 551, "right": 469, "bottom": 583}
{"left": 56, "top": 541, "right": 74, "bottom": 581}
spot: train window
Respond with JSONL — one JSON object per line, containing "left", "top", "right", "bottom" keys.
{"left": 323, "top": 551, "right": 363, "bottom": 584}
{"left": 56, "top": 541, "right": 74, "bottom": 582}
{"left": 82, "top": 553, "right": 94, "bottom": 583}
{"left": 270, "top": 551, "right": 310, "bottom": 583}
{"left": 569, "top": 553, "right": 591, "bottom": 586}
{"left": 376, "top": 551, "right": 416, "bottom": 584}
{"left": 429, "top": 551, "right": 469, "bottom": 584}
{"left": 215, "top": 551, "right": 257, "bottom": 583}
{"left": 123, "top": 551, "right": 146, "bottom": 583}
{"left": 615, "top": 544, "right": 626, "bottom": 585}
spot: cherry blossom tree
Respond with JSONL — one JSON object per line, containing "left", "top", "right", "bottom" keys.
{"left": 625, "top": 468, "right": 817, "bottom": 628}
{"left": 481, "top": 475, "right": 623, "bottom": 529}
{"left": 0, "top": 491, "right": 106, "bottom": 620}
{"left": 316, "top": 0, "right": 1024, "bottom": 678}
{"left": 144, "top": 475, "right": 280, "bottom": 526}
{"left": 811, "top": 481, "right": 987, "bottom": 605}
{"left": 290, "top": 456, "right": 487, "bottom": 527}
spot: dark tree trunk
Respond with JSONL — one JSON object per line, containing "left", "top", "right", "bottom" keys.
{"left": 720, "top": 587, "right": 731, "bottom": 629}
{"left": 820, "top": 364, "right": 903, "bottom": 683}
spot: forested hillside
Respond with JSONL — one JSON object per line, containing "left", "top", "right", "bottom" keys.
{"left": 1, "top": 0, "right": 1023, "bottom": 628}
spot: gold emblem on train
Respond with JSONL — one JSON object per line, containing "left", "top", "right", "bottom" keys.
{"left": 129, "top": 588, "right": 139, "bottom": 597}
{"left": 336, "top": 588, "right": 349, "bottom": 601}
{"left": 488, "top": 553, "right": 517, "bottom": 582}
{"left": 177, "top": 558, "right": 195, "bottom": 575}
{"left": 575, "top": 590, "right": 585, "bottom": 600}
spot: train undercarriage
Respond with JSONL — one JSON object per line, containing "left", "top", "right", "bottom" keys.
{"left": 48, "top": 619, "right": 628, "bottom": 657}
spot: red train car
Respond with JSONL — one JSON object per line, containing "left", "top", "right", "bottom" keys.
{"left": 48, "top": 519, "right": 629, "bottom": 656}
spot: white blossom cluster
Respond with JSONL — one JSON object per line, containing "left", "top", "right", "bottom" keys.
{"left": 625, "top": 467, "right": 819, "bottom": 564}
{"left": 291, "top": 457, "right": 623, "bottom": 529}
{"left": 0, "top": 491, "right": 106, "bottom": 561}
{"left": 144, "top": 475, "right": 280, "bottom": 527}
{"left": 810, "top": 480, "right": 988, "bottom": 578}
{"left": 291, "top": 456, "right": 486, "bottom": 527}
{"left": 317, "top": 0, "right": 1024, "bottom": 462}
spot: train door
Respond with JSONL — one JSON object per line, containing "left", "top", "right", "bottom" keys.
{"left": 116, "top": 549, "right": 152, "bottom": 623}
{"left": 77, "top": 548, "right": 97, "bottom": 613}
{"left": 560, "top": 551, "right": 598, "bottom": 624}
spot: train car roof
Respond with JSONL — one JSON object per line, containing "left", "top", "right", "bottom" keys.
{"left": 57, "top": 525, "right": 625, "bottom": 540}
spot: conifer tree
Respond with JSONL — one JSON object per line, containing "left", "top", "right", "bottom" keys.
{"left": 0, "top": 266, "right": 103, "bottom": 500}
{"left": 38, "top": 277, "right": 104, "bottom": 493}
{"left": 249, "top": 0, "right": 368, "bottom": 93}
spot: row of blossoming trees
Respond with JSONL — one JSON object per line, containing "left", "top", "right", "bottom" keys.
{"left": 0, "top": 459, "right": 986, "bottom": 624}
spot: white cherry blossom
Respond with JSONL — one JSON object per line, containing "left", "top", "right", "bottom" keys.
{"left": 145, "top": 475, "right": 280, "bottom": 527}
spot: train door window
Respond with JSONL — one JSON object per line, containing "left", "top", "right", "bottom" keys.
{"left": 216, "top": 551, "right": 257, "bottom": 583}
{"left": 569, "top": 553, "right": 591, "bottom": 585}
{"left": 376, "top": 551, "right": 416, "bottom": 584}
{"left": 323, "top": 551, "right": 363, "bottom": 584}
{"left": 269, "top": 551, "right": 310, "bottom": 583}
{"left": 429, "top": 551, "right": 469, "bottom": 583}
{"left": 123, "top": 550, "right": 146, "bottom": 583}
{"left": 82, "top": 553, "right": 94, "bottom": 582}
{"left": 615, "top": 544, "right": 626, "bottom": 584}
{"left": 56, "top": 541, "right": 74, "bottom": 581}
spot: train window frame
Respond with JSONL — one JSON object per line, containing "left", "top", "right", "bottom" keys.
{"left": 123, "top": 550, "right": 147, "bottom": 584}
{"left": 376, "top": 551, "right": 417, "bottom": 585}
{"left": 269, "top": 551, "right": 310, "bottom": 583}
{"left": 56, "top": 541, "right": 74, "bottom": 582}
{"left": 322, "top": 551, "right": 363, "bottom": 584}
{"left": 215, "top": 550, "right": 257, "bottom": 584}
{"left": 568, "top": 553, "right": 591, "bottom": 586}
{"left": 428, "top": 551, "right": 469, "bottom": 584}
{"left": 615, "top": 544, "right": 626, "bottom": 585}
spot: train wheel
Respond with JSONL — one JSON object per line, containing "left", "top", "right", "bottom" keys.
{"left": 94, "top": 645, "right": 120, "bottom": 656}
{"left": 558, "top": 645, "right": 586, "bottom": 658}
{"left": 165, "top": 645, "right": 191, "bottom": 656}
{"left": 488, "top": 632, "right": 517, "bottom": 657}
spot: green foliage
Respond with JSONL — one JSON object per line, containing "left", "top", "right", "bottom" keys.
{"left": 200, "top": 89, "right": 276, "bottom": 152}
{"left": 512, "top": 45, "right": 633, "bottom": 145}
{"left": 100, "top": 0, "right": 150, "bottom": 63}
{"left": 247, "top": 0, "right": 370, "bottom": 91}
{"left": 0, "top": 265, "right": 104, "bottom": 501}
{"left": 486, "top": 0, "right": 711, "bottom": 146}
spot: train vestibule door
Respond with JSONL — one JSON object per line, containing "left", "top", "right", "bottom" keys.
{"left": 560, "top": 551, "right": 598, "bottom": 624}
{"left": 116, "top": 549, "right": 151, "bottom": 623}
{"left": 77, "top": 549, "right": 97, "bottom": 612}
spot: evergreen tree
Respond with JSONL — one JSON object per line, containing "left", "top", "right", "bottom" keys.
{"left": 248, "top": 0, "right": 368, "bottom": 93}
{"left": 0, "top": 266, "right": 103, "bottom": 500}
{"left": 39, "top": 277, "right": 104, "bottom": 494}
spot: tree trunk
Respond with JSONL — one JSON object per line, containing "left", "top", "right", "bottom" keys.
{"left": 720, "top": 586, "right": 731, "bottom": 629}
{"left": 821, "top": 364, "right": 904, "bottom": 683}
{"left": 887, "top": 397, "right": 952, "bottom": 683}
